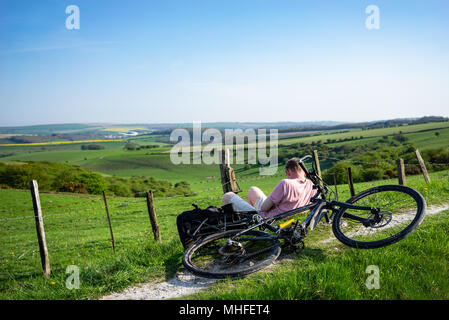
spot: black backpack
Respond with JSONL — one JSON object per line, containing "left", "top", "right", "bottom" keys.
{"left": 176, "top": 203, "right": 255, "bottom": 249}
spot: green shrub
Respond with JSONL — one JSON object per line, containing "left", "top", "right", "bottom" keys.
{"left": 0, "top": 164, "right": 32, "bottom": 189}
{"left": 74, "top": 172, "right": 108, "bottom": 195}
{"left": 322, "top": 162, "right": 363, "bottom": 185}
{"left": 361, "top": 168, "right": 384, "bottom": 181}
{"left": 59, "top": 181, "right": 88, "bottom": 194}
{"left": 108, "top": 182, "right": 132, "bottom": 197}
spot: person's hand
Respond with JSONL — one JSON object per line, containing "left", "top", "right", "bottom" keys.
{"left": 252, "top": 214, "right": 264, "bottom": 224}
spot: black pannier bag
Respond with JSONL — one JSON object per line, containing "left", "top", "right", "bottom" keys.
{"left": 177, "top": 203, "right": 256, "bottom": 248}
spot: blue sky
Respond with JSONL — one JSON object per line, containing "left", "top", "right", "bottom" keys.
{"left": 1, "top": 0, "right": 448, "bottom": 126}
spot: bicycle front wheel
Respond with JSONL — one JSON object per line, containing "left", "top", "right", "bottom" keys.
{"left": 182, "top": 229, "right": 281, "bottom": 279}
{"left": 332, "top": 185, "right": 426, "bottom": 249}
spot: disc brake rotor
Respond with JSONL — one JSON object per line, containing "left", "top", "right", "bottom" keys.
{"left": 368, "top": 211, "right": 392, "bottom": 228}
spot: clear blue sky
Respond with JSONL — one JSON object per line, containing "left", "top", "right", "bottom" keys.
{"left": 1, "top": 0, "right": 448, "bottom": 126}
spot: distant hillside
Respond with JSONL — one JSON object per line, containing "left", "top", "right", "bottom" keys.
{"left": 276, "top": 116, "right": 449, "bottom": 133}
{"left": 1, "top": 116, "right": 447, "bottom": 137}
{"left": 0, "top": 121, "right": 345, "bottom": 134}
{"left": 0, "top": 123, "right": 101, "bottom": 135}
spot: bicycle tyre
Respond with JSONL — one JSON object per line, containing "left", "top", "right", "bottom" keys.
{"left": 182, "top": 229, "right": 281, "bottom": 279}
{"left": 332, "top": 185, "right": 426, "bottom": 249}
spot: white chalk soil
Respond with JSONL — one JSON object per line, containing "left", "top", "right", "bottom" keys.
{"left": 100, "top": 203, "right": 449, "bottom": 300}
{"left": 101, "top": 271, "right": 217, "bottom": 300}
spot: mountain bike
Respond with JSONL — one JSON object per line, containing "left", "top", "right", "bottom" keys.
{"left": 182, "top": 155, "right": 427, "bottom": 278}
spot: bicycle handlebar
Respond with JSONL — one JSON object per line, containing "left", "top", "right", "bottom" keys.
{"left": 298, "top": 155, "right": 312, "bottom": 163}
{"left": 297, "top": 155, "right": 312, "bottom": 179}
{"left": 297, "top": 154, "right": 328, "bottom": 196}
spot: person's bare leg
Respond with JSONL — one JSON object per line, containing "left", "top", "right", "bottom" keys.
{"left": 222, "top": 192, "right": 236, "bottom": 206}
{"left": 248, "top": 186, "right": 265, "bottom": 206}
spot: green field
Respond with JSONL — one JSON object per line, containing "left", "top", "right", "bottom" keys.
{"left": 1, "top": 169, "right": 448, "bottom": 299}
{"left": 1, "top": 121, "right": 448, "bottom": 187}
{"left": 279, "top": 121, "right": 449, "bottom": 146}
{"left": 325, "top": 126, "right": 449, "bottom": 150}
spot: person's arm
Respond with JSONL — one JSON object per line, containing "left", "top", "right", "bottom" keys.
{"left": 260, "top": 180, "right": 285, "bottom": 212}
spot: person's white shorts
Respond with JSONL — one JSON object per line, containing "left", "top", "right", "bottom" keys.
{"left": 229, "top": 193, "right": 267, "bottom": 212}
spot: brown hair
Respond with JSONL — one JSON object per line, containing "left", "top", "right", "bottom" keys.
{"left": 285, "top": 157, "right": 303, "bottom": 172}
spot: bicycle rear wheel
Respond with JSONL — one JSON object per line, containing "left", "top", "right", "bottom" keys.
{"left": 332, "top": 185, "right": 426, "bottom": 249}
{"left": 182, "top": 229, "right": 281, "bottom": 278}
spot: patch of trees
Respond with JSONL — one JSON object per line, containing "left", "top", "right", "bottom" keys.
{"left": 81, "top": 144, "right": 105, "bottom": 150}
{"left": 10, "top": 135, "right": 50, "bottom": 144}
{"left": 0, "top": 161, "right": 193, "bottom": 198}
{"left": 411, "top": 116, "right": 448, "bottom": 124}
{"left": 124, "top": 142, "right": 138, "bottom": 150}
{"left": 278, "top": 139, "right": 449, "bottom": 185}
{"left": 124, "top": 141, "right": 159, "bottom": 151}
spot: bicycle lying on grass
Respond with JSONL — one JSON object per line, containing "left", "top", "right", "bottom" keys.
{"left": 182, "top": 155, "right": 427, "bottom": 278}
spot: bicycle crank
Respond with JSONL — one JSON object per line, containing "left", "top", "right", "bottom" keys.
{"left": 218, "top": 239, "right": 246, "bottom": 256}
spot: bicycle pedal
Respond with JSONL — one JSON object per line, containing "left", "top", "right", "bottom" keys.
{"left": 293, "top": 240, "right": 305, "bottom": 252}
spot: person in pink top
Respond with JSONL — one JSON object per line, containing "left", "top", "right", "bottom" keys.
{"left": 222, "top": 157, "right": 317, "bottom": 218}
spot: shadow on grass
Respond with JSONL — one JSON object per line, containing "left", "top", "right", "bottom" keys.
{"left": 163, "top": 251, "right": 184, "bottom": 280}
{"left": 278, "top": 246, "right": 328, "bottom": 264}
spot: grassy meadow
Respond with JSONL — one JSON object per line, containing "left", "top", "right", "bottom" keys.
{"left": 0, "top": 120, "right": 449, "bottom": 300}
{"left": 0, "top": 168, "right": 448, "bottom": 300}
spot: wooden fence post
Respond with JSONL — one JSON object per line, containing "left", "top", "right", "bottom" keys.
{"left": 146, "top": 190, "right": 161, "bottom": 243}
{"left": 333, "top": 171, "right": 339, "bottom": 201}
{"left": 415, "top": 149, "right": 431, "bottom": 184}
{"left": 229, "top": 166, "right": 238, "bottom": 192}
{"left": 220, "top": 148, "right": 239, "bottom": 194}
{"left": 30, "top": 180, "right": 51, "bottom": 278}
{"left": 220, "top": 148, "right": 231, "bottom": 194}
{"left": 397, "top": 158, "right": 406, "bottom": 186}
{"left": 102, "top": 191, "right": 116, "bottom": 253}
{"left": 347, "top": 167, "right": 355, "bottom": 197}
{"left": 312, "top": 150, "right": 323, "bottom": 186}
{"left": 226, "top": 149, "right": 238, "bottom": 192}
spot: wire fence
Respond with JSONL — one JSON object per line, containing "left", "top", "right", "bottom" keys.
{"left": 0, "top": 179, "right": 233, "bottom": 279}
{"left": 318, "top": 155, "right": 449, "bottom": 168}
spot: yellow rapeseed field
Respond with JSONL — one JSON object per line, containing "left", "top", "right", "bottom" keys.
{"left": 0, "top": 139, "right": 121, "bottom": 147}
